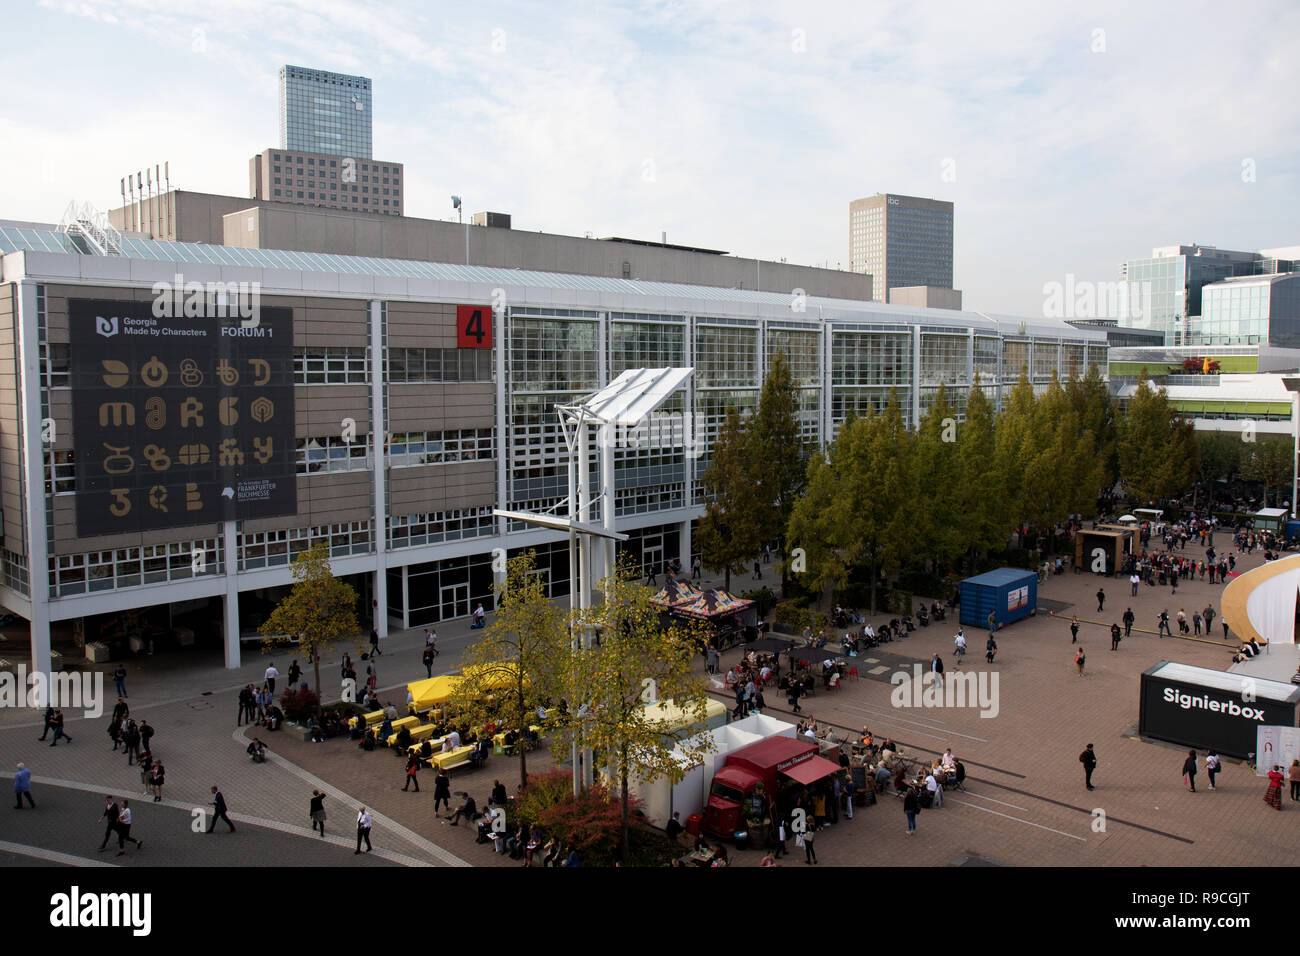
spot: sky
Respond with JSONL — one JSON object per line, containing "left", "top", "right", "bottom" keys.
{"left": 2, "top": 0, "right": 1297, "bottom": 317}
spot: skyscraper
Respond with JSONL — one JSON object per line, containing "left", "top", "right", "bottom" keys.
{"left": 849, "top": 193, "right": 954, "bottom": 302}
{"left": 280, "top": 65, "right": 372, "bottom": 158}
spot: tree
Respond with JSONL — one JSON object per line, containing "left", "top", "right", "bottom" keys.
{"left": 954, "top": 379, "right": 1009, "bottom": 562}
{"left": 787, "top": 394, "right": 912, "bottom": 614}
{"left": 911, "top": 384, "right": 964, "bottom": 568}
{"left": 697, "top": 405, "right": 763, "bottom": 591}
{"left": 749, "top": 352, "right": 810, "bottom": 595}
{"left": 556, "top": 560, "right": 715, "bottom": 863}
{"left": 1118, "top": 378, "right": 1197, "bottom": 505}
{"left": 1065, "top": 365, "right": 1118, "bottom": 491}
{"left": 448, "top": 552, "right": 568, "bottom": 790}
{"left": 1242, "top": 435, "right": 1294, "bottom": 509}
{"left": 259, "top": 541, "right": 359, "bottom": 708}
{"left": 1194, "top": 431, "right": 1245, "bottom": 503}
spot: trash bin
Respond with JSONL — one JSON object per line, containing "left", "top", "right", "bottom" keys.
{"left": 733, "top": 830, "right": 750, "bottom": 851}
{"left": 685, "top": 812, "right": 703, "bottom": 837}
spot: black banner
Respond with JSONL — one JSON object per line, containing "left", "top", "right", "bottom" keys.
{"left": 69, "top": 297, "right": 296, "bottom": 536}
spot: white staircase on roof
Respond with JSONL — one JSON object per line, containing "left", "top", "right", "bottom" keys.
{"left": 58, "top": 200, "right": 123, "bottom": 256}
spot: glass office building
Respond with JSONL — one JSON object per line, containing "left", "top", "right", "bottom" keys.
{"left": 849, "top": 194, "right": 954, "bottom": 301}
{"left": 1198, "top": 275, "right": 1300, "bottom": 348}
{"left": 279, "top": 65, "right": 373, "bottom": 158}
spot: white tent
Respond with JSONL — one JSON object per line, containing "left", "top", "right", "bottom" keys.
{"left": 632, "top": 713, "right": 798, "bottom": 826}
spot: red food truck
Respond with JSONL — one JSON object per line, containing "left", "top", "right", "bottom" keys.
{"left": 701, "top": 735, "right": 842, "bottom": 841}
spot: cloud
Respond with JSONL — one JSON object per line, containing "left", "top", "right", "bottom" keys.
{"left": 7, "top": 0, "right": 1300, "bottom": 316}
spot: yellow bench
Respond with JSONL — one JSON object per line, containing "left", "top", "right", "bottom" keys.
{"left": 433, "top": 744, "right": 476, "bottom": 771}
{"left": 407, "top": 735, "right": 451, "bottom": 765}
{"left": 383, "top": 717, "right": 425, "bottom": 747}
{"left": 350, "top": 710, "right": 386, "bottom": 731}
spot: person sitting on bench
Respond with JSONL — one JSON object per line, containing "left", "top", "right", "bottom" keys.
{"left": 395, "top": 726, "right": 413, "bottom": 751}
{"left": 418, "top": 739, "right": 434, "bottom": 760}
{"left": 359, "top": 730, "right": 375, "bottom": 751}
{"left": 378, "top": 716, "right": 393, "bottom": 741}
{"left": 448, "top": 794, "right": 478, "bottom": 826}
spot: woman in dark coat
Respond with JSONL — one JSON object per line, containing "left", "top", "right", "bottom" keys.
{"left": 1182, "top": 750, "right": 1197, "bottom": 792}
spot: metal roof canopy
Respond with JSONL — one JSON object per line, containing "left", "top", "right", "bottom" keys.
{"left": 560, "top": 367, "right": 694, "bottom": 427}
{"left": 491, "top": 509, "right": 628, "bottom": 542}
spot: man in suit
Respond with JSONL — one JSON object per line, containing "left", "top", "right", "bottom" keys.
{"left": 97, "top": 796, "right": 119, "bottom": 849}
{"left": 207, "top": 786, "right": 236, "bottom": 833}
{"left": 355, "top": 806, "right": 372, "bottom": 853}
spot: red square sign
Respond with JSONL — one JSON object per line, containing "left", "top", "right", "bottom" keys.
{"left": 457, "top": 304, "right": 492, "bottom": 348}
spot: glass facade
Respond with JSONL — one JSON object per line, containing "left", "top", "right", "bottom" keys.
{"left": 1198, "top": 276, "right": 1300, "bottom": 348}
{"left": 280, "top": 65, "right": 372, "bottom": 158}
{"left": 849, "top": 195, "right": 954, "bottom": 299}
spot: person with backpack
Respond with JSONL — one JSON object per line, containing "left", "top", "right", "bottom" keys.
{"left": 985, "top": 635, "right": 997, "bottom": 664}
{"left": 1075, "top": 646, "right": 1086, "bottom": 677}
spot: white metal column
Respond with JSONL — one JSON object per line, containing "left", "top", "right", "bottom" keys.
{"left": 222, "top": 521, "right": 240, "bottom": 668}
{"left": 369, "top": 300, "right": 389, "bottom": 636}
{"left": 16, "top": 281, "right": 51, "bottom": 702}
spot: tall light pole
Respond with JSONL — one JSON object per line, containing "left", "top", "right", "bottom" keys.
{"left": 451, "top": 195, "right": 467, "bottom": 265}
{"left": 1283, "top": 377, "right": 1300, "bottom": 518}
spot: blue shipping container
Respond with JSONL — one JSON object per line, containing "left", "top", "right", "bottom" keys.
{"left": 959, "top": 567, "right": 1037, "bottom": 630}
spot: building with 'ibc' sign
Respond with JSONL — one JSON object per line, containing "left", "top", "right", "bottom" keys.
{"left": 0, "top": 220, "right": 1105, "bottom": 678}
{"left": 1139, "top": 661, "right": 1300, "bottom": 758}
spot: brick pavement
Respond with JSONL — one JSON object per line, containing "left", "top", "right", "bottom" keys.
{"left": 1, "top": 545, "right": 1295, "bottom": 867}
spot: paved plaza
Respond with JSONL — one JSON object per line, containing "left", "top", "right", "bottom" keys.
{"left": 1, "top": 540, "right": 1296, "bottom": 868}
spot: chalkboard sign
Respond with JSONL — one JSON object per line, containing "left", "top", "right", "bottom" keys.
{"left": 851, "top": 765, "right": 867, "bottom": 791}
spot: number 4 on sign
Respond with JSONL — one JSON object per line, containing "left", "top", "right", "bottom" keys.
{"left": 457, "top": 305, "right": 492, "bottom": 349}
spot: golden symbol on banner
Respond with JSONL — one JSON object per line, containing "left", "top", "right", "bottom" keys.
{"left": 180, "top": 359, "right": 203, "bottom": 387}
{"left": 216, "top": 359, "right": 239, "bottom": 386}
{"left": 98, "top": 401, "right": 135, "bottom": 427}
{"left": 177, "top": 443, "right": 211, "bottom": 466}
{"left": 185, "top": 483, "right": 202, "bottom": 511}
{"left": 248, "top": 358, "right": 270, "bottom": 385}
{"left": 143, "top": 444, "right": 171, "bottom": 471}
{"left": 148, "top": 486, "right": 168, "bottom": 512}
{"left": 253, "top": 436, "right": 273, "bottom": 463}
{"left": 101, "top": 360, "right": 129, "bottom": 388}
{"left": 109, "top": 488, "right": 131, "bottom": 517}
{"left": 218, "top": 397, "right": 239, "bottom": 426}
{"left": 145, "top": 397, "right": 166, "bottom": 430}
{"left": 140, "top": 356, "right": 168, "bottom": 388}
{"left": 218, "top": 438, "right": 244, "bottom": 466}
{"left": 101, "top": 443, "right": 134, "bottom": 475}
{"left": 250, "top": 396, "right": 274, "bottom": 423}
{"left": 180, "top": 397, "right": 204, "bottom": 428}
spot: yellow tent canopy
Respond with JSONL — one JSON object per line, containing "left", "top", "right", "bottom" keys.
{"left": 407, "top": 675, "right": 462, "bottom": 710}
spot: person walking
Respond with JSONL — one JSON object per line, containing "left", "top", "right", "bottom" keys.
{"left": 802, "top": 819, "right": 817, "bottom": 864}
{"left": 1080, "top": 743, "right": 1097, "bottom": 790}
{"left": 13, "top": 762, "right": 34, "bottom": 809}
{"left": 706, "top": 645, "right": 719, "bottom": 675}
{"left": 987, "top": 610, "right": 997, "bottom": 637}
{"left": 287, "top": 660, "right": 302, "bottom": 689}
{"left": 1110, "top": 623, "right": 1121, "bottom": 651}
{"left": 309, "top": 790, "right": 327, "bottom": 837}
{"left": 1204, "top": 605, "right": 1216, "bottom": 634}
{"left": 138, "top": 720, "right": 154, "bottom": 757}
{"left": 237, "top": 685, "right": 253, "bottom": 727}
{"left": 953, "top": 630, "right": 967, "bottom": 663}
{"left": 1130, "top": 572, "right": 1140, "bottom": 597}
{"left": 115, "top": 799, "right": 142, "bottom": 855}
{"left": 1182, "top": 750, "right": 1198, "bottom": 792}
{"left": 355, "top": 806, "right": 373, "bottom": 853}
{"left": 1192, "top": 611, "right": 1202, "bottom": 636}
{"left": 1123, "top": 607, "right": 1135, "bottom": 639}
{"left": 402, "top": 752, "right": 421, "bottom": 792}
{"left": 37, "top": 705, "right": 54, "bottom": 742}
{"left": 692, "top": 555, "right": 702, "bottom": 580}
{"left": 903, "top": 786, "right": 920, "bottom": 835}
{"left": 1096, "top": 587, "right": 1106, "bottom": 612}
{"left": 97, "top": 796, "right": 120, "bottom": 849}
{"left": 1289, "top": 760, "right": 1300, "bottom": 802}
{"left": 985, "top": 635, "right": 997, "bottom": 664}
{"left": 113, "top": 664, "right": 128, "bottom": 699}
{"left": 369, "top": 626, "right": 382, "bottom": 658}
{"left": 1265, "top": 766, "right": 1284, "bottom": 811}
{"left": 1206, "top": 750, "right": 1221, "bottom": 791}
{"left": 422, "top": 645, "right": 434, "bottom": 679}
{"left": 1069, "top": 616, "right": 1079, "bottom": 644}
{"left": 264, "top": 663, "right": 279, "bottom": 696}
{"left": 49, "top": 709, "right": 71, "bottom": 747}
{"left": 433, "top": 767, "right": 452, "bottom": 814}
{"left": 1222, "top": 619, "right": 1230, "bottom": 640}
{"left": 1158, "top": 610, "right": 1172, "bottom": 638}
{"left": 1075, "top": 646, "right": 1086, "bottom": 676}
{"left": 930, "top": 653, "right": 944, "bottom": 690}
{"left": 753, "top": 560, "right": 762, "bottom": 582}
{"left": 207, "top": 786, "right": 236, "bottom": 833}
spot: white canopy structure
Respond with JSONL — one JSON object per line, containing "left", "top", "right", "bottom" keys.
{"left": 1223, "top": 553, "right": 1300, "bottom": 646}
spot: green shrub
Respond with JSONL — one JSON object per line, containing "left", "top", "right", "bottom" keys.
{"left": 772, "top": 601, "right": 827, "bottom": 634}
{"left": 742, "top": 587, "right": 776, "bottom": 619}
